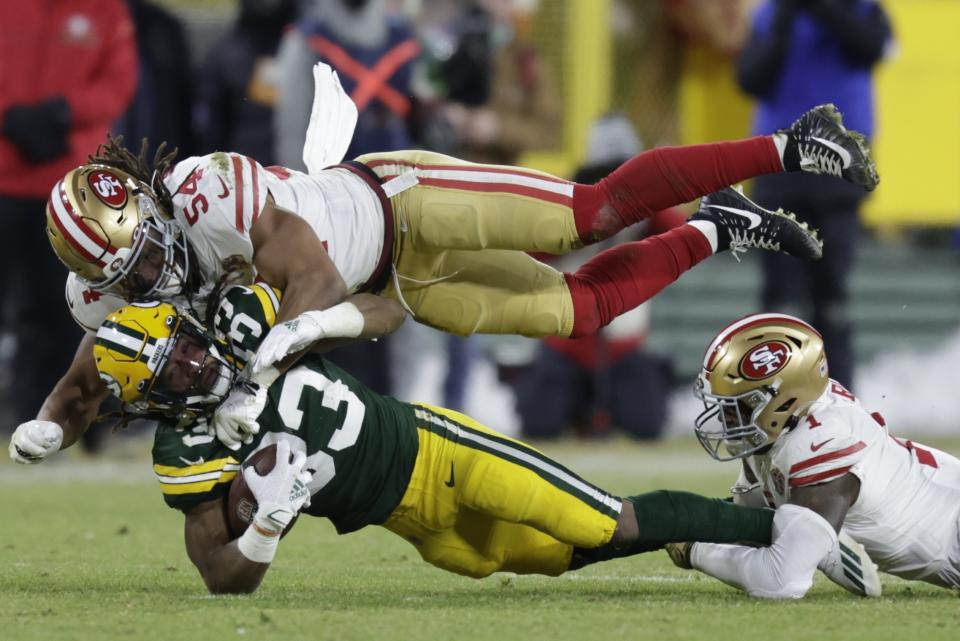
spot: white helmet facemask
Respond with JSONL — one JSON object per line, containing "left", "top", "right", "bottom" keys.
{"left": 694, "top": 377, "right": 781, "bottom": 461}
{"left": 93, "top": 194, "right": 190, "bottom": 300}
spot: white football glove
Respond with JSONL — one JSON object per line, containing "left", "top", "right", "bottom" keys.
{"left": 243, "top": 440, "right": 313, "bottom": 535}
{"left": 819, "top": 529, "right": 882, "bottom": 597}
{"left": 250, "top": 304, "right": 363, "bottom": 375}
{"left": 9, "top": 420, "right": 63, "bottom": 464}
{"left": 212, "top": 366, "right": 280, "bottom": 451}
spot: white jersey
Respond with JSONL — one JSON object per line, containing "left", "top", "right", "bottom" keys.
{"left": 746, "top": 380, "right": 960, "bottom": 587}
{"left": 65, "top": 272, "right": 213, "bottom": 333}
{"left": 65, "top": 152, "right": 386, "bottom": 332}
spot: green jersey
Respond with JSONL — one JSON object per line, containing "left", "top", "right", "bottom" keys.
{"left": 151, "top": 284, "right": 419, "bottom": 534}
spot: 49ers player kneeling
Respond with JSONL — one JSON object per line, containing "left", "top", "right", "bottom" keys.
{"left": 666, "top": 313, "right": 960, "bottom": 598}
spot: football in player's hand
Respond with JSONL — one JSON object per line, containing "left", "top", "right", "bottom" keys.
{"left": 226, "top": 444, "right": 299, "bottom": 539}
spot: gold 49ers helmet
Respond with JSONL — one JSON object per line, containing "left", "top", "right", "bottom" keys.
{"left": 46, "top": 164, "right": 190, "bottom": 300}
{"left": 694, "top": 313, "right": 829, "bottom": 461}
{"left": 94, "top": 302, "right": 239, "bottom": 425}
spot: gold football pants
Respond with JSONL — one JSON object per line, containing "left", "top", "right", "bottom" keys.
{"left": 356, "top": 150, "right": 583, "bottom": 337}
{"left": 381, "top": 404, "right": 621, "bottom": 579}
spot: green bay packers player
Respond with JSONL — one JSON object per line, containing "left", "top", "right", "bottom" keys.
{"left": 16, "top": 101, "right": 875, "bottom": 463}
{"left": 666, "top": 314, "right": 960, "bottom": 598}
{"left": 90, "top": 286, "right": 778, "bottom": 593}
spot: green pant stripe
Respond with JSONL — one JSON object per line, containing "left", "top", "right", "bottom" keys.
{"left": 414, "top": 407, "right": 620, "bottom": 518}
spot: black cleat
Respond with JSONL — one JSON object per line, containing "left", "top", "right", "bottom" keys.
{"left": 690, "top": 187, "right": 823, "bottom": 261}
{"left": 779, "top": 103, "right": 879, "bottom": 191}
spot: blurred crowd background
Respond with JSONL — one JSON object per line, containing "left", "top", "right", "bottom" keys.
{"left": 2, "top": 0, "right": 958, "bottom": 454}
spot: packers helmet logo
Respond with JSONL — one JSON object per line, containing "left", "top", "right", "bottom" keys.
{"left": 88, "top": 170, "right": 128, "bottom": 208}
{"left": 740, "top": 340, "right": 791, "bottom": 380}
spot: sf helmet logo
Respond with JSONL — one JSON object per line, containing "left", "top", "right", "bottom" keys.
{"left": 89, "top": 171, "right": 128, "bottom": 208}
{"left": 740, "top": 341, "right": 791, "bottom": 380}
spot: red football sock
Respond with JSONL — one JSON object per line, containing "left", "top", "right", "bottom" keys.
{"left": 572, "top": 136, "right": 782, "bottom": 243}
{"left": 566, "top": 225, "right": 713, "bottom": 337}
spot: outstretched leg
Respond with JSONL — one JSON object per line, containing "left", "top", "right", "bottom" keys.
{"left": 574, "top": 104, "right": 878, "bottom": 243}
{"left": 566, "top": 187, "right": 822, "bottom": 337}
{"left": 358, "top": 106, "right": 875, "bottom": 255}
{"left": 570, "top": 491, "right": 775, "bottom": 570}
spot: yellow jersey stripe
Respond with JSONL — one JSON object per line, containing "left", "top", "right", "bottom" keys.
{"left": 251, "top": 283, "right": 280, "bottom": 327}
{"left": 154, "top": 456, "right": 239, "bottom": 477}
{"left": 159, "top": 471, "right": 238, "bottom": 495}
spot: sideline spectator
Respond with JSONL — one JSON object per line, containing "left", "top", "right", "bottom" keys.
{"left": 115, "top": 0, "right": 195, "bottom": 160}
{"left": 195, "top": 0, "right": 297, "bottom": 164}
{"left": 737, "top": 0, "right": 893, "bottom": 388}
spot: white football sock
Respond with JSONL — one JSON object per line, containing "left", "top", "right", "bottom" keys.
{"left": 687, "top": 220, "right": 719, "bottom": 253}
{"left": 772, "top": 133, "right": 789, "bottom": 169}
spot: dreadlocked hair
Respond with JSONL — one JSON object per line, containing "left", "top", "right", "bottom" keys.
{"left": 89, "top": 134, "right": 179, "bottom": 217}
{"left": 203, "top": 255, "right": 255, "bottom": 329}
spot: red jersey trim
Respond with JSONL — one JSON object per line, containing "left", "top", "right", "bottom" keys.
{"left": 789, "top": 441, "right": 866, "bottom": 475}
{"left": 789, "top": 465, "right": 853, "bottom": 487}
{"left": 333, "top": 160, "right": 394, "bottom": 295}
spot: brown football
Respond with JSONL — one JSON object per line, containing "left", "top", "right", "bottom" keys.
{"left": 225, "top": 444, "right": 299, "bottom": 539}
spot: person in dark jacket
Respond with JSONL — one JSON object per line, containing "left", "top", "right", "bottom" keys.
{"left": 737, "top": 0, "right": 893, "bottom": 389}
{"left": 194, "top": 0, "right": 297, "bottom": 164}
{"left": 114, "top": 0, "right": 195, "bottom": 161}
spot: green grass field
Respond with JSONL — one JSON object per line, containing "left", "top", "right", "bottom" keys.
{"left": 2, "top": 436, "right": 959, "bottom": 641}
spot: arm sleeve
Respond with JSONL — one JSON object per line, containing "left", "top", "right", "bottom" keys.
{"left": 690, "top": 504, "right": 837, "bottom": 599}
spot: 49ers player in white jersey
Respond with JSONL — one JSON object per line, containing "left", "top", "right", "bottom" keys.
{"left": 666, "top": 313, "right": 960, "bottom": 597}
{"left": 13, "top": 96, "right": 879, "bottom": 465}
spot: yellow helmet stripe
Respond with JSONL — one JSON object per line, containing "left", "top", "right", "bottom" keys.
{"left": 97, "top": 319, "right": 166, "bottom": 367}
{"left": 251, "top": 283, "right": 281, "bottom": 327}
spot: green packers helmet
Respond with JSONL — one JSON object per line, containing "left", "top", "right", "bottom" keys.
{"left": 694, "top": 313, "right": 829, "bottom": 461}
{"left": 46, "top": 164, "right": 190, "bottom": 300}
{"left": 94, "top": 302, "right": 239, "bottom": 424}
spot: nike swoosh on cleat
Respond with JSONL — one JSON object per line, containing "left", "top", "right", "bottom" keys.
{"left": 707, "top": 204, "right": 763, "bottom": 229}
{"left": 811, "top": 136, "right": 853, "bottom": 167}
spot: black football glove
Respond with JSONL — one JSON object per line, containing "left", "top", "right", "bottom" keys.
{"left": 2, "top": 96, "right": 71, "bottom": 163}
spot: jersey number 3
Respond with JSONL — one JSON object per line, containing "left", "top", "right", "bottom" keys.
{"left": 277, "top": 369, "right": 365, "bottom": 492}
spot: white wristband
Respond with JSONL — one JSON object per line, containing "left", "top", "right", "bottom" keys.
{"left": 237, "top": 524, "right": 281, "bottom": 564}
{"left": 305, "top": 302, "right": 364, "bottom": 339}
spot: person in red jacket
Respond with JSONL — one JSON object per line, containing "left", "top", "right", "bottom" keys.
{"left": 0, "top": 0, "right": 137, "bottom": 428}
